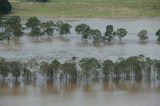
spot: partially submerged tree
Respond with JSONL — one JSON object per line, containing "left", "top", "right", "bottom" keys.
{"left": 138, "top": 30, "right": 148, "bottom": 43}
{"left": 10, "top": 61, "right": 22, "bottom": 81}
{"left": 75, "top": 23, "right": 90, "bottom": 39}
{"left": 115, "top": 28, "right": 127, "bottom": 43}
{"left": 91, "top": 29, "right": 102, "bottom": 44}
{"left": 102, "top": 60, "right": 114, "bottom": 79}
{"left": 60, "top": 23, "right": 72, "bottom": 39}
{"left": 104, "top": 25, "right": 115, "bottom": 43}
{"left": 6, "top": 16, "right": 25, "bottom": 39}
{"left": 41, "top": 21, "right": 55, "bottom": 39}
{"left": 156, "top": 29, "right": 160, "bottom": 41}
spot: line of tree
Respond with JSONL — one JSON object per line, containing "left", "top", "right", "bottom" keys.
{"left": 0, "top": 16, "right": 160, "bottom": 44}
{"left": 0, "top": 55, "right": 160, "bottom": 81}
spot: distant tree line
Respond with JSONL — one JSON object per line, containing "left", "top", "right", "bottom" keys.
{"left": 0, "top": 16, "right": 160, "bottom": 45}
{"left": 0, "top": 0, "right": 12, "bottom": 14}
{"left": 0, "top": 55, "right": 160, "bottom": 81}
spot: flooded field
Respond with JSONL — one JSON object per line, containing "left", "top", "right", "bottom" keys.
{"left": 0, "top": 19, "right": 160, "bottom": 62}
{"left": 0, "top": 19, "right": 160, "bottom": 106}
{"left": 0, "top": 80, "right": 160, "bottom": 106}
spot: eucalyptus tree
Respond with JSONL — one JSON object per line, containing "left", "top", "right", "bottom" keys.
{"left": 79, "top": 58, "right": 100, "bottom": 79}
{"left": 61, "top": 62, "right": 77, "bottom": 80}
{"left": 104, "top": 25, "right": 115, "bottom": 43}
{"left": 156, "top": 29, "right": 160, "bottom": 41}
{"left": 26, "top": 17, "right": 41, "bottom": 30}
{"left": 0, "top": 61, "right": 10, "bottom": 80}
{"left": 26, "top": 17, "right": 41, "bottom": 39}
{"left": 10, "top": 61, "right": 22, "bottom": 81}
{"left": 22, "top": 67, "right": 31, "bottom": 81}
{"left": 126, "top": 56, "right": 142, "bottom": 80}
{"left": 155, "top": 60, "right": 160, "bottom": 77}
{"left": 50, "top": 59, "right": 61, "bottom": 79}
{"left": 40, "top": 62, "right": 49, "bottom": 78}
{"left": 91, "top": 29, "right": 102, "bottom": 44}
{"left": 60, "top": 23, "right": 72, "bottom": 39}
{"left": 114, "top": 28, "right": 127, "bottom": 43}
{"left": 6, "top": 16, "right": 25, "bottom": 39}
{"left": 114, "top": 57, "right": 127, "bottom": 79}
{"left": 102, "top": 60, "right": 114, "bottom": 79}
{"left": 137, "top": 30, "right": 148, "bottom": 43}
{"left": 81, "top": 27, "right": 91, "bottom": 40}
{"left": 144, "top": 57, "right": 153, "bottom": 80}
{"left": 41, "top": 21, "right": 55, "bottom": 39}
{"left": 30, "top": 26, "right": 42, "bottom": 40}
{"left": 55, "top": 20, "right": 64, "bottom": 38}
{"left": 75, "top": 23, "right": 90, "bottom": 39}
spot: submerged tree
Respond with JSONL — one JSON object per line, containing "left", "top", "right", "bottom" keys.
{"left": 22, "top": 67, "right": 31, "bottom": 81}
{"left": 104, "top": 25, "right": 115, "bottom": 43}
{"left": 61, "top": 62, "right": 77, "bottom": 80}
{"left": 138, "top": 30, "right": 148, "bottom": 43}
{"left": 55, "top": 20, "right": 64, "bottom": 38}
{"left": 10, "top": 61, "right": 22, "bottom": 81}
{"left": 79, "top": 58, "right": 100, "bottom": 79}
{"left": 91, "top": 29, "right": 102, "bottom": 44}
{"left": 5, "top": 16, "right": 25, "bottom": 39}
{"left": 60, "top": 23, "right": 72, "bottom": 39}
{"left": 0, "top": 60, "right": 10, "bottom": 80}
{"left": 156, "top": 29, "right": 160, "bottom": 41}
{"left": 41, "top": 21, "right": 55, "bottom": 39}
{"left": 102, "top": 60, "right": 114, "bottom": 79}
{"left": 115, "top": 28, "right": 127, "bottom": 43}
{"left": 26, "top": 17, "right": 41, "bottom": 29}
{"left": 75, "top": 23, "right": 90, "bottom": 39}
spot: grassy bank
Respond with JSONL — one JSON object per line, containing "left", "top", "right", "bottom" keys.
{"left": 9, "top": 0, "right": 160, "bottom": 18}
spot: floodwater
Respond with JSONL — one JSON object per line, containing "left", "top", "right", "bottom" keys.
{"left": 0, "top": 19, "right": 160, "bottom": 62}
{"left": 0, "top": 19, "right": 160, "bottom": 106}
{"left": 0, "top": 80, "right": 160, "bottom": 106}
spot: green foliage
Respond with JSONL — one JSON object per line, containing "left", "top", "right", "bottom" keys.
{"left": 6, "top": 16, "right": 24, "bottom": 38}
{"left": 79, "top": 58, "right": 100, "bottom": 78}
{"left": 0, "top": 0, "right": 12, "bottom": 14}
{"left": 61, "top": 62, "right": 77, "bottom": 79}
{"left": 115, "top": 28, "right": 127, "bottom": 42}
{"left": 102, "top": 60, "right": 114, "bottom": 78}
{"left": 10, "top": 61, "right": 22, "bottom": 80}
{"left": 41, "top": 21, "right": 55, "bottom": 39}
{"left": 104, "top": 25, "right": 115, "bottom": 43}
{"left": 91, "top": 29, "right": 102, "bottom": 44}
{"left": 156, "top": 29, "right": 160, "bottom": 41}
{"left": 75, "top": 23, "right": 90, "bottom": 39}
{"left": 26, "top": 17, "right": 41, "bottom": 29}
{"left": 60, "top": 23, "right": 72, "bottom": 38}
{"left": 0, "top": 60, "right": 10, "bottom": 79}
{"left": 138, "top": 29, "right": 148, "bottom": 43}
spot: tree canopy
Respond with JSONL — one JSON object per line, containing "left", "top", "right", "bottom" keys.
{"left": 0, "top": 0, "right": 12, "bottom": 14}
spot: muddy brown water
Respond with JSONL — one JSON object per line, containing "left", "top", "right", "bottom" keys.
{"left": 0, "top": 80, "right": 160, "bottom": 106}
